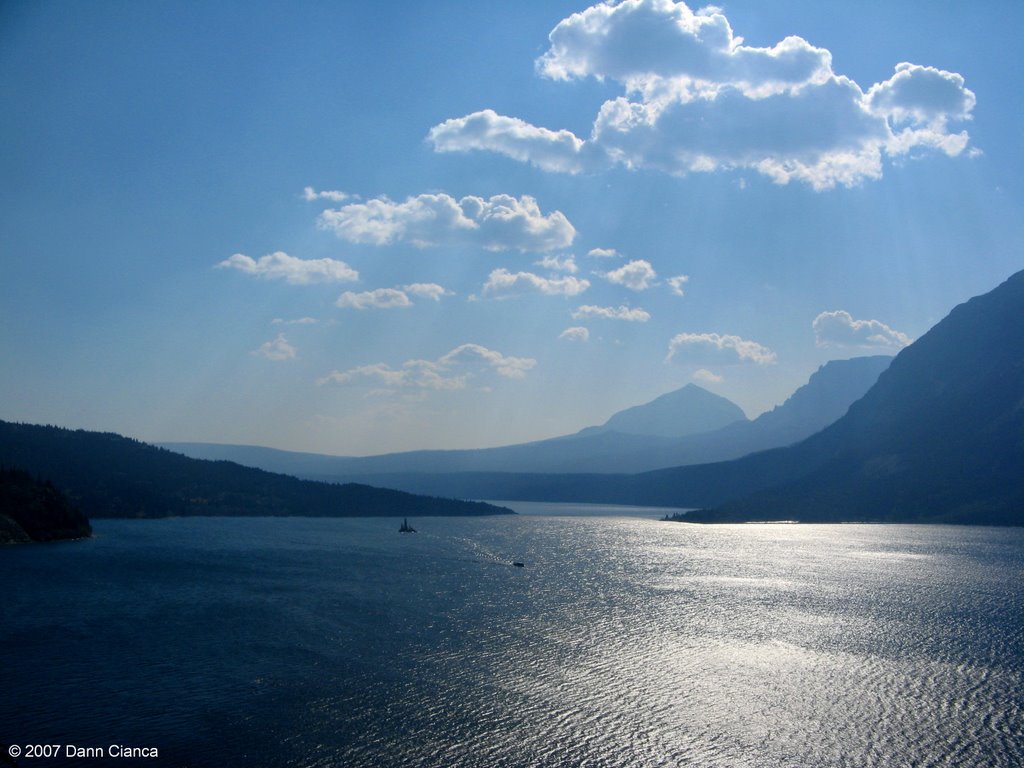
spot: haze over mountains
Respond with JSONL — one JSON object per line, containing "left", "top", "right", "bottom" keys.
{"left": 3, "top": 270, "right": 1020, "bottom": 528}
{"left": 164, "top": 356, "right": 891, "bottom": 477}
{"left": 346, "top": 269, "right": 1024, "bottom": 526}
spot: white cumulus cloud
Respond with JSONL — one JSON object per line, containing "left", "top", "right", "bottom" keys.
{"left": 317, "top": 343, "right": 536, "bottom": 391}
{"left": 336, "top": 288, "right": 414, "bottom": 310}
{"left": 252, "top": 334, "right": 297, "bottom": 361}
{"left": 587, "top": 247, "right": 622, "bottom": 259}
{"left": 559, "top": 326, "right": 590, "bottom": 342}
{"left": 428, "top": 0, "right": 976, "bottom": 190}
{"left": 667, "top": 275, "right": 689, "bottom": 296}
{"left": 603, "top": 259, "right": 657, "bottom": 291}
{"left": 401, "top": 283, "right": 452, "bottom": 301}
{"left": 481, "top": 268, "right": 590, "bottom": 298}
{"left": 303, "top": 186, "right": 352, "bottom": 202}
{"left": 572, "top": 304, "right": 651, "bottom": 322}
{"left": 692, "top": 368, "right": 723, "bottom": 383}
{"left": 217, "top": 251, "right": 359, "bottom": 285}
{"left": 428, "top": 110, "right": 595, "bottom": 174}
{"left": 666, "top": 332, "right": 776, "bottom": 364}
{"left": 535, "top": 254, "right": 579, "bottom": 273}
{"left": 812, "top": 310, "right": 912, "bottom": 348}
{"left": 317, "top": 192, "right": 575, "bottom": 252}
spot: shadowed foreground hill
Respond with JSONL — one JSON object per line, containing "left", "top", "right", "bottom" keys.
{"left": 681, "top": 268, "right": 1024, "bottom": 524}
{"left": 0, "top": 467, "right": 92, "bottom": 543}
{"left": 0, "top": 422, "right": 511, "bottom": 519}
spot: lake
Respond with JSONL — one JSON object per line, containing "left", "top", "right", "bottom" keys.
{"left": 2, "top": 507, "right": 1022, "bottom": 767}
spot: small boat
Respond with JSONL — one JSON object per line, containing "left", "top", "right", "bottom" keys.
{"left": 399, "top": 518, "right": 416, "bottom": 533}
{"left": 513, "top": 562, "right": 525, "bottom": 568}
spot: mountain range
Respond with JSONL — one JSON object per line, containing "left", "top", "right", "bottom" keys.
{"left": 163, "top": 356, "right": 890, "bottom": 477}
{"left": 7, "top": 269, "right": 1019, "bottom": 527}
{"left": 337, "top": 269, "right": 1024, "bottom": 526}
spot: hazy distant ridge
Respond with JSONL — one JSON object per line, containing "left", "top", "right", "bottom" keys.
{"left": 163, "top": 361, "right": 889, "bottom": 477}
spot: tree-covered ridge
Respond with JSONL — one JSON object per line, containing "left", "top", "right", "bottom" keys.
{"left": 0, "top": 466, "right": 92, "bottom": 542}
{"left": 0, "top": 422, "right": 512, "bottom": 519}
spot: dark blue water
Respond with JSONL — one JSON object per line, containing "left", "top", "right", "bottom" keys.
{"left": 2, "top": 513, "right": 1022, "bottom": 767}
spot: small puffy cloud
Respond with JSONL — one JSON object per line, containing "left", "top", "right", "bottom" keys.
{"left": 336, "top": 288, "right": 413, "bottom": 310}
{"left": 401, "top": 282, "right": 451, "bottom": 301}
{"left": 438, "top": 343, "right": 537, "bottom": 379}
{"left": 218, "top": 251, "right": 359, "bottom": 285}
{"left": 481, "top": 268, "right": 590, "bottom": 298}
{"left": 535, "top": 254, "right": 579, "bottom": 273}
{"left": 666, "top": 332, "right": 777, "bottom": 364}
{"left": 429, "top": 0, "right": 976, "bottom": 190}
{"left": 692, "top": 368, "right": 723, "bottom": 383}
{"left": 667, "top": 275, "right": 689, "bottom": 296}
{"left": 572, "top": 304, "right": 651, "bottom": 322}
{"left": 559, "top": 326, "right": 590, "bottom": 342}
{"left": 603, "top": 259, "right": 657, "bottom": 291}
{"left": 303, "top": 186, "right": 352, "bottom": 202}
{"left": 336, "top": 283, "right": 452, "bottom": 310}
{"left": 428, "top": 109, "right": 594, "bottom": 174}
{"left": 252, "top": 334, "right": 296, "bottom": 361}
{"left": 429, "top": 109, "right": 607, "bottom": 175}
{"left": 587, "top": 247, "right": 621, "bottom": 259}
{"left": 812, "top": 310, "right": 912, "bottom": 348}
{"left": 272, "top": 317, "right": 318, "bottom": 325}
{"left": 866, "top": 63, "right": 975, "bottom": 126}
{"left": 318, "top": 192, "right": 575, "bottom": 252}
{"left": 317, "top": 343, "right": 536, "bottom": 391}
{"left": 319, "top": 361, "right": 462, "bottom": 391}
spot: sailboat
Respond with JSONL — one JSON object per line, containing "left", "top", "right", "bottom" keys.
{"left": 399, "top": 518, "right": 416, "bottom": 533}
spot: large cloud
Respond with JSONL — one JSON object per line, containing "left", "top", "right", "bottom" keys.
{"left": 666, "top": 332, "right": 777, "bottom": 364}
{"left": 317, "top": 193, "right": 575, "bottom": 252}
{"left": 481, "top": 268, "right": 590, "bottom": 298}
{"left": 812, "top": 310, "right": 912, "bottom": 348}
{"left": 429, "top": 0, "right": 976, "bottom": 190}
{"left": 217, "top": 251, "right": 358, "bottom": 284}
{"left": 317, "top": 343, "right": 536, "bottom": 391}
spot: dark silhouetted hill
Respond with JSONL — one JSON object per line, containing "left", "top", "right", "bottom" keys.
{"left": 0, "top": 467, "right": 92, "bottom": 543}
{"left": 0, "top": 422, "right": 512, "bottom": 519}
{"left": 680, "top": 269, "right": 1024, "bottom": 524}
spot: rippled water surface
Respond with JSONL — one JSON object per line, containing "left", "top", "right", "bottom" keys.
{"left": 2, "top": 511, "right": 1022, "bottom": 767}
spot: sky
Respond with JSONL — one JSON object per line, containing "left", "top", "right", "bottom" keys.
{"left": 2, "top": 0, "right": 1022, "bottom": 456}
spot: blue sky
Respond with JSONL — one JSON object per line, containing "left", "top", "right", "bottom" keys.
{"left": 2, "top": 0, "right": 1022, "bottom": 455}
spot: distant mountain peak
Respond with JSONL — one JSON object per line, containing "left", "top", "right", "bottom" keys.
{"left": 593, "top": 383, "right": 747, "bottom": 439}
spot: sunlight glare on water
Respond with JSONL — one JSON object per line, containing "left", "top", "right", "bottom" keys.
{"left": 1, "top": 514, "right": 1021, "bottom": 767}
